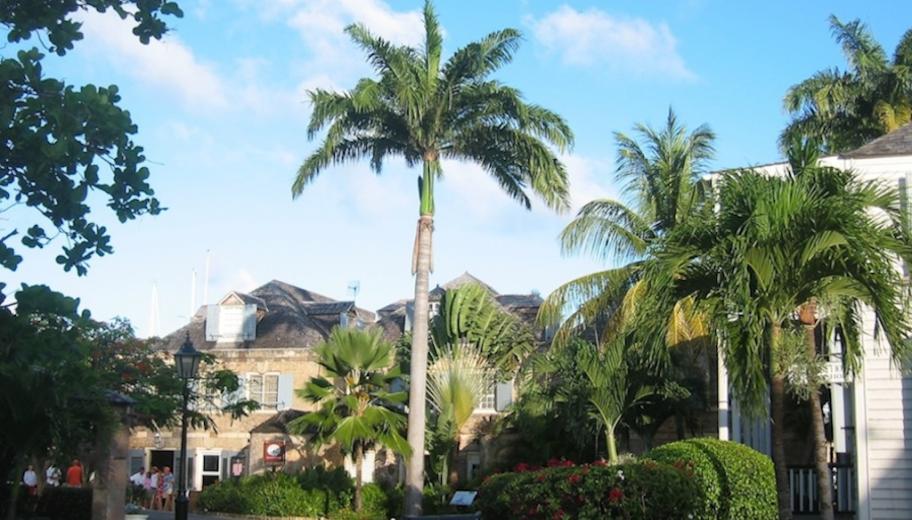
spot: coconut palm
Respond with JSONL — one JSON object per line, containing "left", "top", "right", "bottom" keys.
{"left": 639, "top": 166, "right": 912, "bottom": 519}
{"left": 782, "top": 16, "right": 912, "bottom": 153}
{"left": 292, "top": 3, "right": 572, "bottom": 512}
{"left": 539, "top": 109, "right": 713, "bottom": 355}
{"left": 426, "top": 343, "right": 493, "bottom": 485}
{"left": 287, "top": 327, "right": 409, "bottom": 512}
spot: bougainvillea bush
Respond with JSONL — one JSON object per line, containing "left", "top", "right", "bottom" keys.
{"left": 476, "top": 459, "right": 700, "bottom": 519}
{"left": 645, "top": 438, "right": 776, "bottom": 520}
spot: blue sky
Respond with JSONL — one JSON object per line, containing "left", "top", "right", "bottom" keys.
{"left": 4, "top": 0, "right": 909, "bottom": 336}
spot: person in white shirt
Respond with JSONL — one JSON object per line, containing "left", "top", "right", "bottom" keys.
{"left": 45, "top": 465, "right": 61, "bottom": 487}
{"left": 129, "top": 467, "right": 145, "bottom": 505}
{"left": 22, "top": 465, "right": 39, "bottom": 496}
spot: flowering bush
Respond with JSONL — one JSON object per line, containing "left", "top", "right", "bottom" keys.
{"left": 476, "top": 460, "right": 699, "bottom": 519}
{"left": 645, "top": 438, "right": 776, "bottom": 520}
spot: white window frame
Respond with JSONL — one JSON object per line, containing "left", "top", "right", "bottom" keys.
{"left": 475, "top": 384, "right": 497, "bottom": 414}
{"left": 246, "top": 372, "right": 280, "bottom": 412}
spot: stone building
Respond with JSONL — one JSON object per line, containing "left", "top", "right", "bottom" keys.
{"left": 127, "top": 273, "right": 544, "bottom": 490}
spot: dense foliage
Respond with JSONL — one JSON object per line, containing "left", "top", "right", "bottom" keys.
{"left": 783, "top": 16, "right": 912, "bottom": 153}
{"left": 34, "top": 487, "right": 92, "bottom": 520}
{"left": 287, "top": 327, "right": 408, "bottom": 511}
{"left": 646, "top": 438, "right": 777, "bottom": 520}
{"left": 198, "top": 473, "right": 341, "bottom": 517}
{"left": 0, "top": 284, "right": 255, "bottom": 514}
{"left": 476, "top": 459, "right": 700, "bottom": 520}
{"left": 0, "top": 1, "right": 180, "bottom": 286}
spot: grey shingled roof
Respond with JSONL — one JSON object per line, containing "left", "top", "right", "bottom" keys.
{"left": 376, "top": 273, "right": 541, "bottom": 340}
{"left": 158, "top": 280, "right": 375, "bottom": 351}
{"left": 843, "top": 123, "right": 912, "bottom": 158}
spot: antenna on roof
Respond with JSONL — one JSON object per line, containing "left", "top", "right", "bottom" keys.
{"left": 348, "top": 280, "right": 360, "bottom": 302}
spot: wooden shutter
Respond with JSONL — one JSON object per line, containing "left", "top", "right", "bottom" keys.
{"left": 242, "top": 304, "right": 257, "bottom": 341}
{"left": 277, "top": 374, "right": 294, "bottom": 411}
{"left": 495, "top": 380, "right": 513, "bottom": 412}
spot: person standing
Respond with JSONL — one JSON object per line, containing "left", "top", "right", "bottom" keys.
{"left": 129, "top": 467, "right": 145, "bottom": 505}
{"left": 65, "top": 459, "right": 83, "bottom": 487}
{"left": 45, "top": 464, "right": 61, "bottom": 487}
{"left": 150, "top": 467, "right": 162, "bottom": 510}
{"left": 22, "top": 465, "right": 38, "bottom": 496}
{"left": 162, "top": 466, "right": 175, "bottom": 512}
{"left": 143, "top": 469, "right": 154, "bottom": 509}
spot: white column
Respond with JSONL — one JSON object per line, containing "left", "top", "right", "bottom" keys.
{"left": 831, "top": 383, "right": 847, "bottom": 453}
{"left": 717, "top": 347, "right": 730, "bottom": 441}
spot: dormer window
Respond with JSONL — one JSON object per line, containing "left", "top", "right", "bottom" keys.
{"left": 205, "top": 292, "right": 266, "bottom": 343}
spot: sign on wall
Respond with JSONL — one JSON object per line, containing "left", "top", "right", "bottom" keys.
{"left": 263, "top": 440, "right": 286, "bottom": 465}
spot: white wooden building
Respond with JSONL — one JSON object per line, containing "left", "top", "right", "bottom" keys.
{"left": 717, "top": 123, "right": 912, "bottom": 519}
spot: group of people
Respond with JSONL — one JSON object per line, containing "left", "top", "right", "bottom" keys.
{"left": 129, "top": 466, "right": 176, "bottom": 511}
{"left": 21, "top": 459, "right": 86, "bottom": 496}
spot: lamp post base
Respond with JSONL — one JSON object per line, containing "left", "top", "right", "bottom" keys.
{"left": 175, "top": 496, "right": 189, "bottom": 520}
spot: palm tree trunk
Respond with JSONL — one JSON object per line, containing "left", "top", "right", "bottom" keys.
{"left": 801, "top": 305, "right": 834, "bottom": 520}
{"left": 404, "top": 157, "right": 436, "bottom": 516}
{"left": 770, "top": 322, "right": 793, "bottom": 520}
{"left": 354, "top": 443, "right": 364, "bottom": 512}
{"left": 605, "top": 428, "right": 618, "bottom": 465}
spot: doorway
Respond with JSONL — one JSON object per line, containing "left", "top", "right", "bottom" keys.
{"left": 150, "top": 450, "right": 175, "bottom": 472}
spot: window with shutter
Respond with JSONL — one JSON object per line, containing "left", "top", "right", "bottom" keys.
{"left": 495, "top": 380, "right": 514, "bottom": 412}
{"left": 477, "top": 385, "right": 496, "bottom": 411}
{"left": 247, "top": 373, "right": 279, "bottom": 410}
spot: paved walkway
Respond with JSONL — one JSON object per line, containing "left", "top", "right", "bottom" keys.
{"left": 139, "top": 510, "right": 225, "bottom": 520}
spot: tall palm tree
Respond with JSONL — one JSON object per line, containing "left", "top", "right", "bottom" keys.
{"left": 287, "top": 327, "right": 409, "bottom": 512}
{"left": 292, "top": 3, "right": 572, "bottom": 512}
{"left": 539, "top": 109, "right": 713, "bottom": 355}
{"left": 783, "top": 16, "right": 912, "bottom": 153}
{"left": 639, "top": 166, "right": 912, "bottom": 519}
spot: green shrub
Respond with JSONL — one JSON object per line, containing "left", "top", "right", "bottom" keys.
{"left": 645, "top": 438, "right": 776, "bottom": 520}
{"left": 197, "top": 479, "right": 252, "bottom": 514}
{"left": 36, "top": 487, "right": 92, "bottom": 520}
{"left": 476, "top": 461, "right": 699, "bottom": 519}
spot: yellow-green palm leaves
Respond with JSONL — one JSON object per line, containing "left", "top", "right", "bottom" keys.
{"left": 540, "top": 109, "right": 714, "bottom": 350}
{"left": 426, "top": 343, "right": 494, "bottom": 440}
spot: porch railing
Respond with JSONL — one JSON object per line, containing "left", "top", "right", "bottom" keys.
{"left": 788, "top": 463, "right": 855, "bottom": 514}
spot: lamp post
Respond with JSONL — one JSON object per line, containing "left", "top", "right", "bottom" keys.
{"left": 174, "top": 332, "right": 201, "bottom": 520}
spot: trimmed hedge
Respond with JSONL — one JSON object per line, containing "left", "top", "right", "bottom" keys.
{"left": 198, "top": 473, "right": 336, "bottom": 517}
{"left": 645, "top": 438, "right": 776, "bottom": 520}
{"left": 476, "top": 461, "right": 700, "bottom": 519}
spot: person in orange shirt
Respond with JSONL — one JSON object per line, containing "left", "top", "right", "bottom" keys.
{"left": 65, "top": 459, "right": 83, "bottom": 487}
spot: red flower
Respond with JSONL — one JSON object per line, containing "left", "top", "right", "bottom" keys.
{"left": 568, "top": 473, "right": 582, "bottom": 485}
{"left": 608, "top": 487, "right": 624, "bottom": 504}
{"left": 547, "top": 458, "right": 561, "bottom": 467}
{"left": 536, "top": 474, "right": 547, "bottom": 482}
{"left": 552, "top": 510, "right": 565, "bottom": 520}
{"left": 514, "top": 463, "right": 530, "bottom": 473}
{"left": 592, "top": 459, "right": 608, "bottom": 467}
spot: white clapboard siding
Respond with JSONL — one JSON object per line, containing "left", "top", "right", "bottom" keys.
{"left": 855, "top": 303, "right": 912, "bottom": 520}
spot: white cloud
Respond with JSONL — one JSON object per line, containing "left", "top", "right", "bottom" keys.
{"left": 529, "top": 5, "right": 695, "bottom": 80}
{"left": 441, "top": 154, "right": 615, "bottom": 220}
{"left": 78, "top": 11, "right": 229, "bottom": 109}
{"left": 287, "top": 0, "right": 424, "bottom": 48}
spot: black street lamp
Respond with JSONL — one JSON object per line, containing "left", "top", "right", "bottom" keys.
{"left": 173, "top": 332, "right": 201, "bottom": 520}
